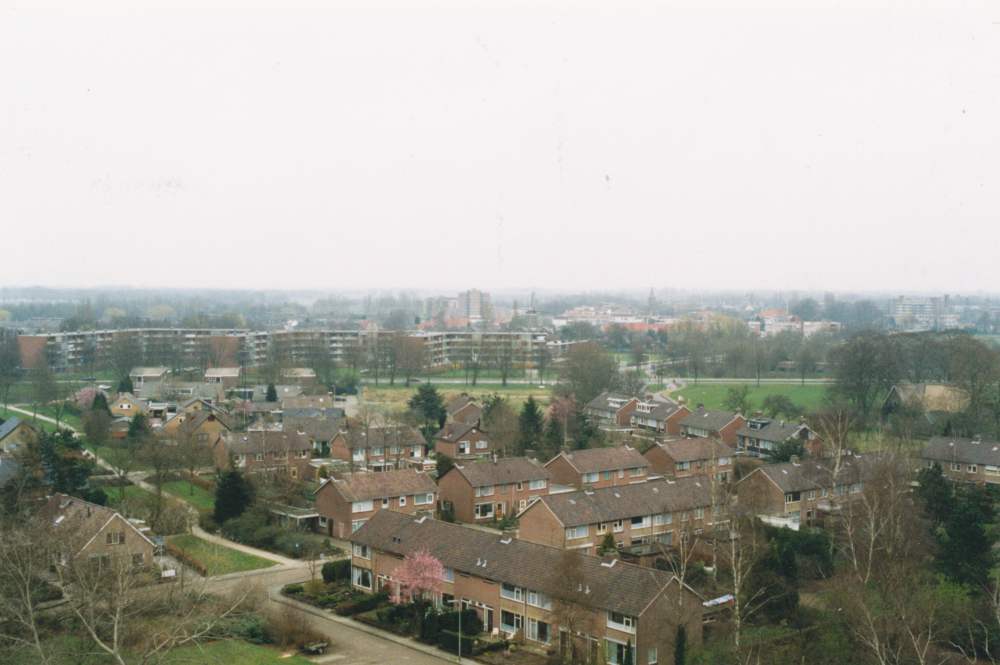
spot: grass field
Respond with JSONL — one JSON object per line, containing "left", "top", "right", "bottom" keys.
{"left": 169, "top": 534, "right": 276, "bottom": 575}
{"left": 670, "top": 382, "right": 831, "bottom": 414}
{"left": 11, "top": 638, "right": 315, "bottom": 664}
{"left": 104, "top": 484, "right": 155, "bottom": 505}
{"left": 163, "top": 480, "right": 215, "bottom": 512}
{"left": 362, "top": 384, "right": 551, "bottom": 410}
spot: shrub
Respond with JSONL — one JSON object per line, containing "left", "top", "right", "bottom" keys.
{"left": 322, "top": 559, "right": 351, "bottom": 584}
{"left": 206, "top": 613, "right": 275, "bottom": 644}
{"left": 198, "top": 511, "right": 219, "bottom": 533}
{"left": 284, "top": 583, "right": 305, "bottom": 595}
{"left": 438, "top": 609, "right": 482, "bottom": 636}
{"left": 268, "top": 603, "right": 325, "bottom": 647}
{"left": 352, "top": 590, "right": 389, "bottom": 614}
{"left": 304, "top": 579, "right": 325, "bottom": 597}
{"left": 438, "top": 630, "right": 475, "bottom": 655}
{"left": 335, "top": 600, "right": 358, "bottom": 616}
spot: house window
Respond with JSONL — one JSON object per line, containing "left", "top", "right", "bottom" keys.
{"left": 851, "top": 483, "right": 862, "bottom": 493}
{"left": 606, "top": 640, "right": 634, "bottom": 665}
{"left": 501, "top": 582, "right": 524, "bottom": 601}
{"left": 475, "top": 502, "right": 494, "bottom": 519}
{"left": 631, "top": 516, "right": 650, "bottom": 528}
{"left": 657, "top": 532, "right": 673, "bottom": 546}
{"left": 106, "top": 531, "right": 126, "bottom": 545}
{"left": 653, "top": 513, "right": 672, "bottom": 526}
{"left": 597, "top": 522, "right": 607, "bottom": 534}
{"left": 648, "top": 649, "right": 658, "bottom": 665}
{"left": 694, "top": 508, "right": 704, "bottom": 519}
{"left": 476, "top": 440, "right": 488, "bottom": 449}
{"left": 399, "top": 496, "right": 406, "bottom": 507}
{"left": 618, "top": 469, "right": 624, "bottom": 479}
{"left": 353, "top": 543, "right": 371, "bottom": 559}
{"left": 382, "top": 498, "right": 389, "bottom": 508}
{"left": 566, "top": 526, "right": 586, "bottom": 540}
{"left": 501, "top": 610, "right": 523, "bottom": 633}
{"left": 295, "top": 450, "right": 307, "bottom": 459}
{"left": 442, "top": 567, "right": 455, "bottom": 582}
{"left": 353, "top": 500, "right": 373, "bottom": 513}
{"left": 517, "top": 482, "right": 523, "bottom": 491}
{"left": 501, "top": 484, "right": 508, "bottom": 493}
{"left": 518, "top": 500, "right": 527, "bottom": 510}
{"left": 353, "top": 566, "right": 372, "bottom": 589}
{"left": 605, "top": 471, "right": 611, "bottom": 480}
{"left": 371, "top": 446, "right": 385, "bottom": 457}
{"left": 255, "top": 454, "right": 264, "bottom": 462}
{"left": 527, "top": 590, "right": 551, "bottom": 609}
{"left": 630, "top": 467, "right": 644, "bottom": 477}
{"left": 459, "top": 442, "right": 470, "bottom": 455}
{"left": 319, "top": 516, "right": 328, "bottom": 528}
{"left": 583, "top": 472, "right": 599, "bottom": 483}
{"left": 808, "top": 490, "right": 816, "bottom": 500}
{"left": 132, "top": 553, "right": 145, "bottom": 566}
{"left": 527, "top": 618, "right": 551, "bottom": 644}
{"left": 677, "top": 461, "right": 691, "bottom": 471}
{"left": 415, "top": 493, "right": 434, "bottom": 505}
{"left": 680, "top": 511, "right": 690, "bottom": 521}
{"left": 613, "top": 519, "right": 623, "bottom": 532}
{"left": 784, "top": 492, "right": 801, "bottom": 504}
{"left": 950, "top": 462, "right": 961, "bottom": 472}
{"left": 351, "top": 519, "right": 367, "bottom": 532}
{"left": 968, "top": 464, "right": 978, "bottom": 473}
{"left": 987, "top": 465, "right": 1000, "bottom": 476}
{"left": 475, "top": 485, "right": 494, "bottom": 497}
{"left": 719, "top": 456, "right": 731, "bottom": 466}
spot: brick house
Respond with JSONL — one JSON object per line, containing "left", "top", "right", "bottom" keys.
{"left": 314, "top": 468, "right": 438, "bottom": 538}
{"left": 642, "top": 438, "right": 733, "bottom": 482}
{"left": 214, "top": 429, "right": 314, "bottom": 480}
{"left": 739, "top": 452, "right": 883, "bottom": 529}
{"left": 36, "top": 493, "right": 156, "bottom": 568}
{"left": 281, "top": 394, "right": 344, "bottom": 419}
{"left": 0, "top": 416, "right": 38, "bottom": 454}
{"left": 329, "top": 425, "right": 429, "bottom": 472}
{"left": 518, "top": 477, "right": 722, "bottom": 558}
{"left": 921, "top": 436, "right": 1000, "bottom": 486}
{"left": 108, "top": 393, "right": 150, "bottom": 420}
{"left": 545, "top": 446, "right": 651, "bottom": 490}
{"left": 585, "top": 393, "right": 640, "bottom": 429}
{"left": 630, "top": 402, "right": 691, "bottom": 436}
{"left": 447, "top": 393, "right": 483, "bottom": 425}
{"left": 677, "top": 407, "right": 746, "bottom": 449}
{"left": 735, "top": 416, "right": 824, "bottom": 458}
{"left": 437, "top": 456, "right": 552, "bottom": 523}
{"left": 434, "top": 421, "right": 494, "bottom": 460}
{"left": 160, "top": 410, "right": 233, "bottom": 446}
{"left": 350, "top": 509, "right": 704, "bottom": 665}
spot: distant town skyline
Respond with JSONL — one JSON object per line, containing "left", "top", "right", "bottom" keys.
{"left": 2, "top": 1, "right": 996, "bottom": 294}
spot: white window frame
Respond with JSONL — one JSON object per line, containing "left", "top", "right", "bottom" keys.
{"left": 353, "top": 543, "right": 370, "bottom": 559}
{"left": 399, "top": 496, "right": 406, "bottom": 507}
{"left": 529, "top": 478, "right": 547, "bottom": 490}
{"left": 353, "top": 566, "right": 372, "bottom": 589}
{"left": 353, "top": 500, "right": 373, "bottom": 513}
{"left": 475, "top": 502, "right": 494, "bottom": 519}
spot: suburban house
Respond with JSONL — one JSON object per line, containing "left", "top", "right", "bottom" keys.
{"left": 138, "top": 381, "right": 225, "bottom": 405}
{"left": 314, "top": 468, "right": 437, "bottom": 538}
{"left": 180, "top": 397, "right": 230, "bottom": 416}
{"left": 214, "top": 429, "right": 314, "bottom": 479}
{"left": 585, "top": 393, "right": 640, "bottom": 429}
{"left": 36, "top": 493, "right": 156, "bottom": 568}
{"left": 882, "top": 384, "right": 969, "bottom": 417}
{"left": 159, "top": 410, "right": 233, "bottom": 445}
{"left": 0, "top": 416, "right": 37, "bottom": 454}
{"left": 108, "top": 393, "right": 150, "bottom": 420}
{"left": 329, "top": 425, "right": 429, "bottom": 472}
{"left": 350, "top": 509, "right": 704, "bottom": 665}
{"left": 128, "top": 367, "right": 169, "bottom": 394}
{"left": 446, "top": 393, "right": 483, "bottom": 425}
{"left": 545, "top": 446, "right": 651, "bottom": 490}
{"left": 205, "top": 367, "right": 241, "bottom": 390}
{"left": 921, "top": 436, "right": 1000, "bottom": 486}
{"left": 434, "top": 421, "right": 495, "bottom": 459}
{"left": 642, "top": 438, "right": 734, "bottom": 482}
{"left": 738, "top": 452, "right": 883, "bottom": 530}
{"left": 677, "top": 407, "right": 746, "bottom": 449}
{"left": 630, "top": 402, "right": 691, "bottom": 437}
{"left": 282, "top": 416, "right": 346, "bottom": 453}
{"left": 437, "top": 456, "right": 552, "bottom": 523}
{"left": 517, "top": 477, "right": 722, "bottom": 559}
{"left": 735, "top": 416, "right": 824, "bottom": 458}
{"left": 251, "top": 384, "right": 303, "bottom": 402}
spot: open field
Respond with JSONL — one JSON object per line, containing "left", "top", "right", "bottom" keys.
{"left": 670, "top": 382, "right": 831, "bottom": 414}
{"left": 361, "top": 384, "right": 551, "bottom": 411}
{"left": 168, "top": 534, "right": 276, "bottom": 575}
{"left": 163, "top": 480, "right": 215, "bottom": 512}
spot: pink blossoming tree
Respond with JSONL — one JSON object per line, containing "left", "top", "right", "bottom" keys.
{"left": 75, "top": 386, "right": 98, "bottom": 410}
{"left": 389, "top": 549, "right": 445, "bottom": 635}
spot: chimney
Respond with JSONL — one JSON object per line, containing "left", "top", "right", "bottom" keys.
{"left": 582, "top": 483, "right": 593, "bottom": 492}
{"left": 560, "top": 445, "right": 570, "bottom": 456}
{"left": 461, "top": 392, "right": 468, "bottom": 398}
{"left": 493, "top": 453, "right": 498, "bottom": 465}
{"left": 755, "top": 411, "right": 763, "bottom": 419}
{"left": 696, "top": 403, "right": 704, "bottom": 409}
{"left": 798, "top": 415, "right": 806, "bottom": 425}
{"left": 602, "top": 551, "right": 620, "bottom": 564}
{"left": 525, "top": 449, "right": 536, "bottom": 460}
{"left": 734, "top": 407, "right": 742, "bottom": 415}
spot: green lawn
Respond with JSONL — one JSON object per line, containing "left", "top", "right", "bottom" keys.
{"left": 12, "top": 638, "right": 315, "bottom": 664}
{"left": 1, "top": 406, "right": 67, "bottom": 433}
{"left": 163, "top": 480, "right": 215, "bottom": 512}
{"left": 169, "top": 534, "right": 277, "bottom": 575}
{"left": 670, "top": 382, "right": 831, "bottom": 414}
{"left": 104, "top": 484, "right": 155, "bottom": 505}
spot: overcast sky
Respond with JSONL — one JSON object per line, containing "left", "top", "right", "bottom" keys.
{"left": 2, "top": 0, "right": 997, "bottom": 296}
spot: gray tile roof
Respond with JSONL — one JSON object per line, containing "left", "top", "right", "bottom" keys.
{"left": 0, "top": 416, "right": 23, "bottom": 442}
{"left": 251, "top": 385, "right": 303, "bottom": 402}
{"left": 528, "top": 477, "right": 717, "bottom": 527}
{"left": 446, "top": 456, "right": 552, "bottom": 487}
{"left": 283, "top": 416, "right": 346, "bottom": 442}
{"left": 753, "top": 452, "right": 882, "bottom": 494}
{"left": 735, "top": 419, "right": 810, "bottom": 443}
{"left": 320, "top": 469, "right": 437, "bottom": 502}
{"left": 650, "top": 437, "right": 733, "bottom": 463}
{"left": 679, "top": 408, "right": 740, "bottom": 432}
{"left": 35, "top": 493, "right": 154, "bottom": 553}
{"left": 634, "top": 402, "right": 685, "bottom": 422}
{"left": 922, "top": 436, "right": 1000, "bottom": 466}
{"left": 351, "top": 509, "right": 688, "bottom": 617}
{"left": 221, "top": 430, "right": 312, "bottom": 454}
{"left": 586, "top": 392, "right": 633, "bottom": 413}
{"left": 547, "top": 446, "right": 650, "bottom": 475}
{"left": 434, "top": 422, "right": 484, "bottom": 443}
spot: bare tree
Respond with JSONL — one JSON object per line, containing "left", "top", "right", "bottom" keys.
{"left": 491, "top": 336, "right": 517, "bottom": 387}
{"left": 547, "top": 549, "right": 600, "bottom": 664}
{"left": 397, "top": 335, "right": 427, "bottom": 386}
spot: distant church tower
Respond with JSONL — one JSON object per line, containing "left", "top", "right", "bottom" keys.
{"left": 648, "top": 288, "right": 656, "bottom": 313}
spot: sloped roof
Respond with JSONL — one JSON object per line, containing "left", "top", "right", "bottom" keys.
{"left": 283, "top": 416, "right": 345, "bottom": 442}
{"left": 446, "top": 395, "right": 478, "bottom": 416}
{"left": 434, "top": 421, "right": 485, "bottom": 443}
{"left": 650, "top": 437, "right": 733, "bottom": 463}
{"left": 735, "top": 419, "right": 811, "bottom": 444}
{"left": 352, "top": 509, "right": 693, "bottom": 617}
{"left": 206, "top": 367, "right": 240, "bottom": 378}
{"left": 35, "top": 493, "right": 154, "bottom": 554}
{"left": 547, "top": 446, "right": 650, "bottom": 474}
{"left": 446, "top": 456, "right": 552, "bottom": 487}
{"left": 221, "top": 430, "right": 312, "bottom": 454}
{"left": 885, "top": 384, "right": 969, "bottom": 413}
{"left": 752, "top": 452, "right": 883, "bottom": 494}
{"left": 281, "top": 395, "right": 338, "bottom": 411}
{"left": 586, "top": 392, "right": 634, "bottom": 413}
{"left": 922, "top": 436, "right": 1000, "bottom": 466}
{"left": 634, "top": 402, "right": 686, "bottom": 422}
{"left": 320, "top": 469, "right": 437, "bottom": 502}
{"left": 349, "top": 425, "right": 426, "bottom": 449}
{"left": 679, "top": 408, "right": 740, "bottom": 432}
{"left": 0, "top": 416, "right": 24, "bottom": 442}
{"left": 251, "top": 385, "right": 303, "bottom": 402}
{"left": 162, "top": 409, "right": 234, "bottom": 433}
{"left": 110, "top": 393, "right": 150, "bottom": 413}
{"left": 527, "top": 476, "right": 716, "bottom": 527}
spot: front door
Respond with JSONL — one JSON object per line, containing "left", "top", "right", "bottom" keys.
{"left": 485, "top": 607, "right": 494, "bottom": 633}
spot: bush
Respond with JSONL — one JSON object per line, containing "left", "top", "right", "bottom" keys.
{"left": 322, "top": 559, "right": 351, "bottom": 584}
{"left": 206, "top": 613, "right": 275, "bottom": 644}
{"left": 438, "top": 609, "right": 482, "bottom": 636}
{"left": 284, "top": 583, "right": 305, "bottom": 595}
{"left": 353, "top": 590, "right": 389, "bottom": 613}
{"left": 198, "top": 511, "right": 219, "bottom": 533}
{"left": 268, "top": 603, "right": 325, "bottom": 648}
{"left": 304, "top": 579, "right": 325, "bottom": 597}
{"left": 335, "top": 600, "right": 358, "bottom": 616}
{"left": 438, "top": 630, "right": 475, "bottom": 655}
{"left": 178, "top": 470, "right": 216, "bottom": 492}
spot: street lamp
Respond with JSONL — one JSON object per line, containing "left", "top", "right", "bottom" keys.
{"left": 452, "top": 598, "right": 463, "bottom": 663}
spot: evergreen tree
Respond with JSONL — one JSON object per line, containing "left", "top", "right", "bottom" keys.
{"left": 542, "top": 415, "right": 564, "bottom": 459}
{"left": 214, "top": 467, "right": 254, "bottom": 525}
{"left": 266, "top": 383, "right": 278, "bottom": 402}
{"left": 126, "top": 411, "right": 153, "bottom": 446}
{"left": 40, "top": 429, "right": 93, "bottom": 496}
{"left": 596, "top": 532, "right": 617, "bottom": 556}
{"left": 515, "top": 396, "right": 544, "bottom": 456}
{"left": 674, "top": 624, "right": 686, "bottom": 665}
{"left": 623, "top": 639, "right": 633, "bottom": 665}
{"left": 408, "top": 383, "right": 447, "bottom": 434}
{"left": 90, "top": 391, "right": 111, "bottom": 415}
{"left": 118, "top": 375, "right": 134, "bottom": 395}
